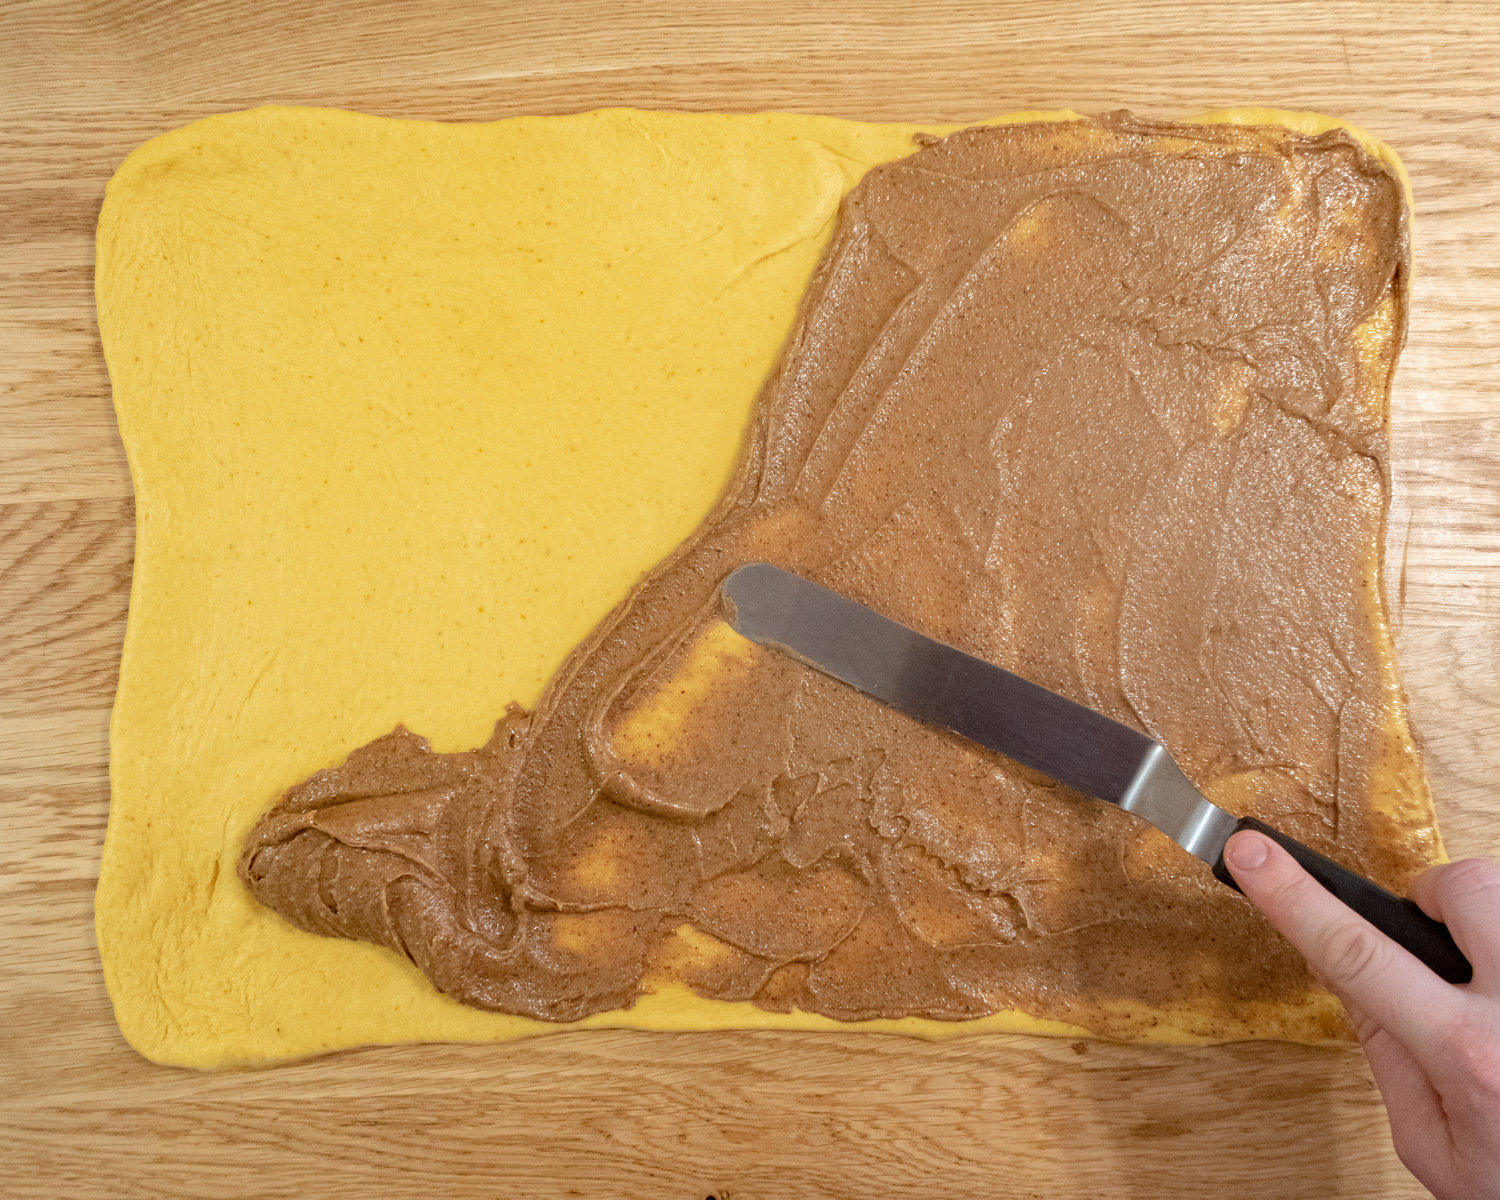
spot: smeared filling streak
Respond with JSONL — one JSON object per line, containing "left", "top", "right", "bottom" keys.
{"left": 240, "top": 114, "right": 1435, "bottom": 1038}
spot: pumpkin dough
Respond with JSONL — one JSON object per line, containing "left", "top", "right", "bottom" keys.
{"left": 96, "top": 105, "right": 1434, "bottom": 1068}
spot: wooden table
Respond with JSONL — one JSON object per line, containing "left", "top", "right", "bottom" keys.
{"left": 4, "top": 3, "right": 1497, "bottom": 1196}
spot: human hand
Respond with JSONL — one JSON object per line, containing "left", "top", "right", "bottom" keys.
{"left": 1225, "top": 832, "right": 1500, "bottom": 1200}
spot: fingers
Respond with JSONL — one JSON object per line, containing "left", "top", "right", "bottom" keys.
{"left": 1409, "top": 859, "right": 1500, "bottom": 996}
{"left": 1355, "top": 1022, "right": 1453, "bottom": 1187}
{"left": 1224, "top": 831, "right": 1461, "bottom": 1051}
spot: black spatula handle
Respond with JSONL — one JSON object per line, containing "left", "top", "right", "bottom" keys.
{"left": 1211, "top": 817, "right": 1472, "bottom": 985}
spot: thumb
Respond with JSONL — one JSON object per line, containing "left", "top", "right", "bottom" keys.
{"left": 1223, "top": 830, "right": 1460, "bottom": 1053}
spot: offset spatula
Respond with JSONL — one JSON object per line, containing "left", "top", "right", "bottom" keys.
{"left": 721, "top": 562, "right": 1472, "bottom": 985}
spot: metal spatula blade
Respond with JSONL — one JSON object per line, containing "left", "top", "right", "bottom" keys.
{"left": 721, "top": 561, "right": 1472, "bottom": 985}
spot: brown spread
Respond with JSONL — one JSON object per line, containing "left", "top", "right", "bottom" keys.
{"left": 240, "top": 113, "right": 1431, "bottom": 1038}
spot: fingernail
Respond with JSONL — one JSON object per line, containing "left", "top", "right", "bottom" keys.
{"left": 1226, "top": 832, "right": 1269, "bottom": 872}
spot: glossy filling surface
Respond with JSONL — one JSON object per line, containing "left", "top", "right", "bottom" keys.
{"left": 240, "top": 114, "right": 1436, "bottom": 1041}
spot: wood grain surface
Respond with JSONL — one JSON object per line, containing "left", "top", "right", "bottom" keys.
{"left": 3, "top": 2, "right": 1498, "bottom": 1197}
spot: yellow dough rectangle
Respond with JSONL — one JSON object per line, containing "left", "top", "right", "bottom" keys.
{"left": 95, "top": 105, "right": 1428, "bottom": 1068}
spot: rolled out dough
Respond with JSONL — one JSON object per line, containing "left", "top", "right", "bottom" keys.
{"left": 96, "top": 105, "right": 1415, "bottom": 1068}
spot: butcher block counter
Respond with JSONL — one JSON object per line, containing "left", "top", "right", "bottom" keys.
{"left": 2, "top": 2, "right": 1497, "bottom": 1196}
